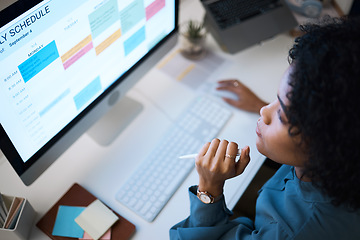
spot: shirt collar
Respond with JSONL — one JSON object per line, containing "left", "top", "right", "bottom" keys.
{"left": 293, "top": 171, "right": 331, "bottom": 203}
{"left": 288, "top": 165, "right": 331, "bottom": 203}
{"left": 262, "top": 164, "right": 331, "bottom": 203}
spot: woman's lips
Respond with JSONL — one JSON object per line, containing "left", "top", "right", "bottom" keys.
{"left": 256, "top": 120, "right": 262, "bottom": 137}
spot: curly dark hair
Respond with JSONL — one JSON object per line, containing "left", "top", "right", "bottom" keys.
{"left": 286, "top": 16, "right": 360, "bottom": 210}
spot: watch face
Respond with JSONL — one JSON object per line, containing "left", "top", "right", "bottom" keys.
{"left": 199, "top": 193, "right": 212, "bottom": 204}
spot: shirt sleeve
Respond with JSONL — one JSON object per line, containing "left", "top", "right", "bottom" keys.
{"left": 169, "top": 186, "right": 254, "bottom": 240}
{"left": 169, "top": 186, "right": 289, "bottom": 240}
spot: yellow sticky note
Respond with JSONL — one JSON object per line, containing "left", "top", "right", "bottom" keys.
{"left": 75, "top": 200, "right": 118, "bottom": 240}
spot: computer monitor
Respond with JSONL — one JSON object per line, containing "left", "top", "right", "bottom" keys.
{"left": 0, "top": 0, "right": 178, "bottom": 186}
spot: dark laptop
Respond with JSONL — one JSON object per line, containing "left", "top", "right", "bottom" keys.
{"left": 201, "top": 0, "right": 297, "bottom": 53}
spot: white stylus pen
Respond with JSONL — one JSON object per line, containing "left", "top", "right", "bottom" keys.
{"left": 179, "top": 149, "right": 242, "bottom": 159}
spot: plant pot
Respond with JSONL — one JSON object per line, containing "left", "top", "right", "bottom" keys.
{"left": 179, "top": 21, "right": 207, "bottom": 60}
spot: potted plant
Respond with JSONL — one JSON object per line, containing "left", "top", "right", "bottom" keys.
{"left": 180, "top": 20, "right": 207, "bottom": 59}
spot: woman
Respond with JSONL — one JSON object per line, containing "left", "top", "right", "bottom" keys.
{"left": 170, "top": 17, "right": 360, "bottom": 239}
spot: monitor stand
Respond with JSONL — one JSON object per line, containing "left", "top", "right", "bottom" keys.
{"left": 87, "top": 96, "right": 144, "bottom": 146}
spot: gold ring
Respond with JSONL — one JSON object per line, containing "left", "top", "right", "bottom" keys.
{"left": 233, "top": 81, "right": 239, "bottom": 87}
{"left": 225, "top": 154, "right": 236, "bottom": 159}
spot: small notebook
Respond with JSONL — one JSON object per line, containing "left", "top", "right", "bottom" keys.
{"left": 37, "top": 183, "right": 135, "bottom": 240}
{"left": 75, "top": 199, "right": 118, "bottom": 240}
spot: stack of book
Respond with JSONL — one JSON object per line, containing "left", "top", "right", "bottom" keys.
{"left": 51, "top": 199, "right": 119, "bottom": 239}
{"left": 0, "top": 194, "right": 25, "bottom": 230}
{"left": 37, "top": 183, "right": 136, "bottom": 240}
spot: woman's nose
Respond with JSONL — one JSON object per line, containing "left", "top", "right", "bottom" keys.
{"left": 260, "top": 104, "right": 271, "bottom": 125}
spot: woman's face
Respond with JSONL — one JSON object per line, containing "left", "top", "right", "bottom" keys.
{"left": 256, "top": 66, "right": 306, "bottom": 168}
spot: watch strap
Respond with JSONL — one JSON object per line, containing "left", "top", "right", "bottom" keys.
{"left": 196, "top": 186, "right": 223, "bottom": 204}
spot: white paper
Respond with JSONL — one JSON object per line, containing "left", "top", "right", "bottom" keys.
{"left": 157, "top": 49, "right": 227, "bottom": 89}
{"left": 75, "top": 199, "right": 118, "bottom": 240}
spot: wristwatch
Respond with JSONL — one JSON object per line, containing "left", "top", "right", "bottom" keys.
{"left": 196, "top": 187, "right": 222, "bottom": 204}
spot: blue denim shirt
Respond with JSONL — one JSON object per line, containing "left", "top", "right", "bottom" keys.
{"left": 170, "top": 165, "right": 360, "bottom": 239}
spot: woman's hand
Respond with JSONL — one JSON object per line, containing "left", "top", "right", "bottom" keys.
{"left": 217, "top": 79, "right": 268, "bottom": 114}
{"left": 195, "top": 139, "right": 250, "bottom": 198}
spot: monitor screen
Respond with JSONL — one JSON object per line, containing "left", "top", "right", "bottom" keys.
{"left": 0, "top": 0, "right": 178, "bottom": 185}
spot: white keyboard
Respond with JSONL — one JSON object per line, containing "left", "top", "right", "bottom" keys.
{"left": 115, "top": 95, "right": 232, "bottom": 222}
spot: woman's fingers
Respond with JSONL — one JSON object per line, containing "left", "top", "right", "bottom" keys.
{"left": 198, "top": 142, "right": 210, "bottom": 157}
{"left": 216, "top": 79, "right": 268, "bottom": 113}
{"left": 206, "top": 138, "right": 221, "bottom": 158}
{"left": 224, "top": 141, "right": 239, "bottom": 163}
{"left": 215, "top": 139, "right": 228, "bottom": 160}
{"left": 217, "top": 79, "right": 242, "bottom": 88}
{"left": 197, "top": 139, "right": 250, "bottom": 178}
{"left": 235, "top": 146, "right": 250, "bottom": 176}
